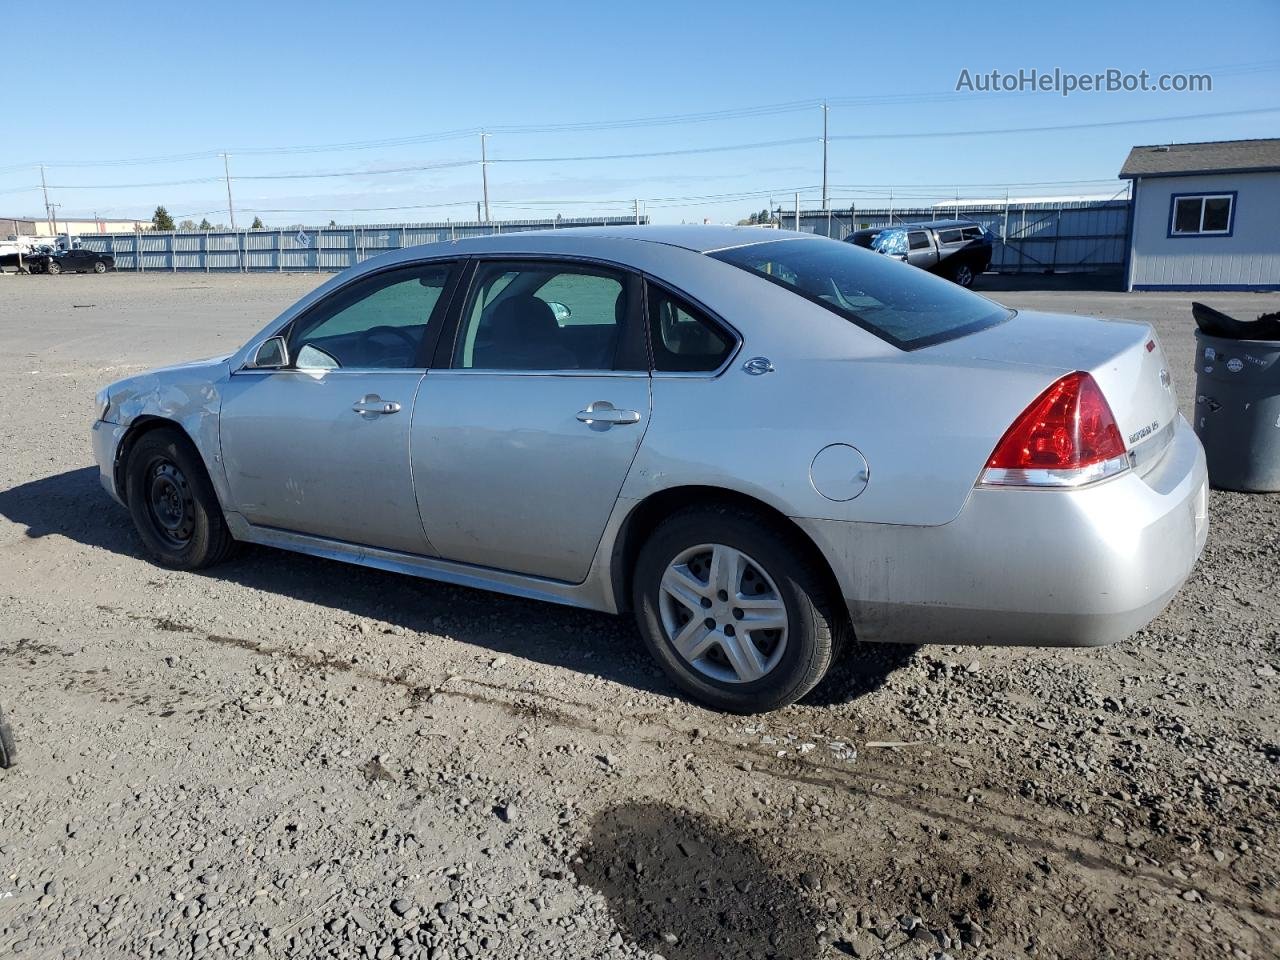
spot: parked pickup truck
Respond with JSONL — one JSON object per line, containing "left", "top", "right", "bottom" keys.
{"left": 847, "top": 219, "right": 993, "bottom": 288}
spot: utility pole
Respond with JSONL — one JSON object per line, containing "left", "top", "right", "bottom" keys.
{"left": 633, "top": 199, "right": 640, "bottom": 225}
{"left": 794, "top": 191, "right": 800, "bottom": 231}
{"left": 49, "top": 203, "right": 60, "bottom": 242}
{"left": 39, "top": 165, "right": 52, "bottom": 234}
{"left": 479, "top": 132, "right": 491, "bottom": 223}
{"left": 821, "top": 101, "right": 829, "bottom": 214}
{"left": 221, "top": 154, "right": 236, "bottom": 229}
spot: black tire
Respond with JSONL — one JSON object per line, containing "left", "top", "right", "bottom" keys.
{"left": 633, "top": 505, "right": 840, "bottom": 713}
{"left": 45, "top": 260, "right": 62, "bottom": 275}
{"left": 0, "top": 704, "right": 15, "bottom": 769}
{"left": 950, "top": 261, "right": 975, "bottom": 288}
{"left": 93, "top": 260, "right": 107, "bottom": 274}
{"left": 28, "top": 262, "right": 42, "bottom": 274}
{"left": 124, "top": 428, "right": 237, "bottom": 569}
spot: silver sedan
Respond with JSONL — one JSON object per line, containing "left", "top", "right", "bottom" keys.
{"left": 92, "top": 226, "right": 1209, "bottom": 712}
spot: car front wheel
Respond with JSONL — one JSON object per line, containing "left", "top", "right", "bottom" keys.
{"left": 45, "top": 260, "right": 61, "bottom": 275}
{"left": 93, "top": 260, "right": 107, "bottom": 273}
{"left": 633, "top": 505, "right": 839, "bottom": 713}
{"left": 125, "top": 428, "right": 237, "bottom": 569}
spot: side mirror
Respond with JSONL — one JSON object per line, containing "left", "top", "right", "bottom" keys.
{"left": 247, "top": 336, "right": 289, "bottom": 369}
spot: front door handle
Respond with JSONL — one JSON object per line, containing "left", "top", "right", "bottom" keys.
{"left": 576, "top": 400, "right": 641, "bottom": 426}
{"left": 352, "top": 394, "right": 401, "bottom": 418}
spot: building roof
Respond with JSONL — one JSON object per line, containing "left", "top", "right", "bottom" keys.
{"left": 1119, "top": 138, "right": 1280, "bottom": 179}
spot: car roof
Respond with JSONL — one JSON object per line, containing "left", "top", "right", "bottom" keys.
{"left": 886, "top": 219, "right": 982, "bottom": 230}
{"left": 438, "top": 224, "right": 812, "bottom": 255}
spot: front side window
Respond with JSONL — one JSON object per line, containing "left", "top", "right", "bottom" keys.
{"left": 647, "top": 284, "right": 735, "bottom": 372}
{"left": 1170, "top": 193, "right": 1235, "bottom": 236}
{"left": 290, "top": 262, "right": 453, "bottom": 369}
{"left": 454, "top": 261, "right": 629, "bottom": 370}
{"left": 711, "top": 238, "right": 1011, "bottom": 350}
{"left": 908, "top": 231, "right": 930, "bottom": 250}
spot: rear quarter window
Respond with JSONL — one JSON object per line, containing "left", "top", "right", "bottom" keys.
{"left": 710, "top": 238, "right": 1010, "bottom": 350}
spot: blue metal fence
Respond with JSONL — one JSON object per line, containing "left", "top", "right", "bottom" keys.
{"left": 78, "top": 216, "right": 648, "bottom": 272}
{"left": 784, "top": 200, "right": 1131, "bottom": 274}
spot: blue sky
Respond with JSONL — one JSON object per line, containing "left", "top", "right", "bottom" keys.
{"left": 3, "top": 0, "right": 1278, "bottom": 226}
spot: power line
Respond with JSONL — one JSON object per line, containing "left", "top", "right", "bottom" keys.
{"left": 828, "top": 106, "right": 1280, "bottom": 141}
{"left": 4, "top": 58, "right": 1277, "bottom": 173}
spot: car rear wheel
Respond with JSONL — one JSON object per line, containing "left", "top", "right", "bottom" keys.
{"left": 93, "top": 260, "right": 107, "bottom": 274}
{"left": 633, "top": 505, "right": 839, "bottom": 713}
{"left": 950, "top": 262, "right": 975, "bottom": 287}
{"left": 45, "top": 260, "right": 62, "bottom": 275}
{"left": 125, "top": 428, "right": 237, "bottom": 569}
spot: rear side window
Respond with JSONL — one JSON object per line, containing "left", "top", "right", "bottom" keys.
{"left": 647, "top": 284, "right": 734, "bottom": 372}
{"left": 710, "top": 238, "right": 1010, "bottom": 350}
{"left": 961, "top": 226, "right": 984, "bottom": 240}
{"left": 454, "top": 261, "right": 628, "bottom": 371}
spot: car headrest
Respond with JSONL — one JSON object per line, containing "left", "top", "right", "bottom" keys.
{"left": 488, "top": 295, "right": 559, "bottom": 344}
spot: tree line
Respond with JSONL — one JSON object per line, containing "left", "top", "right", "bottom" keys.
{"left": 151, "top": 206, "right": 268, "bottom": 231}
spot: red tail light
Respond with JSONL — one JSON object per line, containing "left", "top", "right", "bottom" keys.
{"left": 983, "top": 372, "right": 1129, "bottom": 487}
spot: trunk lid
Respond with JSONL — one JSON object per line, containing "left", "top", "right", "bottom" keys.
{"left": 924, "top": 309, "right": 1178, "bottom": 465}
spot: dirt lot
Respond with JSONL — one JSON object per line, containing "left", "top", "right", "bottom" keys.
{"left": 0, "top": 272, "right": 1276, "bottom": 960}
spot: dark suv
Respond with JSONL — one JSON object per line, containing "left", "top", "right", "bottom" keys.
{"left": 847, "top": 219, "right": 992, "bottom": 288}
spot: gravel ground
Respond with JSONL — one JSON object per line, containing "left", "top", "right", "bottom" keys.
{"left": 0, "top": 271, "right": 1276, "bottom": 960}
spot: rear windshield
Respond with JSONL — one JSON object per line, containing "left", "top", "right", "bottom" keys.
{"left": 710, "top": 238, "right": 1010, "bottom": 350}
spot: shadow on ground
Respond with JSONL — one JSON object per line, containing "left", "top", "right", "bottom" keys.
{"left": 1, "top": 467, "right": 912, "bottom": 709}
{"left": 573, "top": 801, "right": 821, "bottom": 960}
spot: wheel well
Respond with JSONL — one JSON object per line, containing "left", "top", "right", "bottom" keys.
{"left": 610, "top": 485, "right": 848, "bottom": 622}
{"left": 113, "top": 417, "right": 191, "bottom": 502}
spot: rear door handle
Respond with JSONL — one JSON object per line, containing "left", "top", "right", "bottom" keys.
{"left": 576, "top": 400, "right": 641, "bottom": 426}
{"left": 352, "top": 394, "right": 401, "bottom": 418}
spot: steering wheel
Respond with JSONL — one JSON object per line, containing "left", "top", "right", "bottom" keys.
{"left": 366, "top": 325, "right": 419, "bottom": 349}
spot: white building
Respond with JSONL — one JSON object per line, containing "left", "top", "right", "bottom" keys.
{"left": 1120, "top": 138, "right": 1280, "bottom": 291}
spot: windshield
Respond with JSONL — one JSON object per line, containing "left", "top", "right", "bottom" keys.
{"left": 871, "top": 229, "right": 908, "bottom": 255}
{"left": 710, "top": 237, "right": 1011, "bottom": 350}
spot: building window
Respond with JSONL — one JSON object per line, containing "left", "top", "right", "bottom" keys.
{"left": 1168, "top": 192, "right": 1236, "bottom": 237}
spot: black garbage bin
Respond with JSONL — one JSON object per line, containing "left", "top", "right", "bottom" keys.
{"left": 0, "top": 703, "right": 14, "bottom": 768}
{"left": 1193, "top": 330, "right": 1280, "bottom": 492}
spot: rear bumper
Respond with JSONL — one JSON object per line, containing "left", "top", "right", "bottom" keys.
{"left": 799, "top": 415, "right": 1209, "bottom": 647}
{"left": 91, "top": 419, "right": 127, "bottom": 505}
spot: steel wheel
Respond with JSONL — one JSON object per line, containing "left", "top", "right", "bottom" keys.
{"left": 658, "top": 543, "right": 789, "bottom": 684}
{"left": 125, "top": 428, "right": 237, "bottom": 569}
{"left": 144, "top": 459, "right": 196, "bottom": 548}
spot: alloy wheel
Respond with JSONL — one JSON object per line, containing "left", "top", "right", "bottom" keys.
{"left": 657, "top": 543, "right": 789, "bottom": 684}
